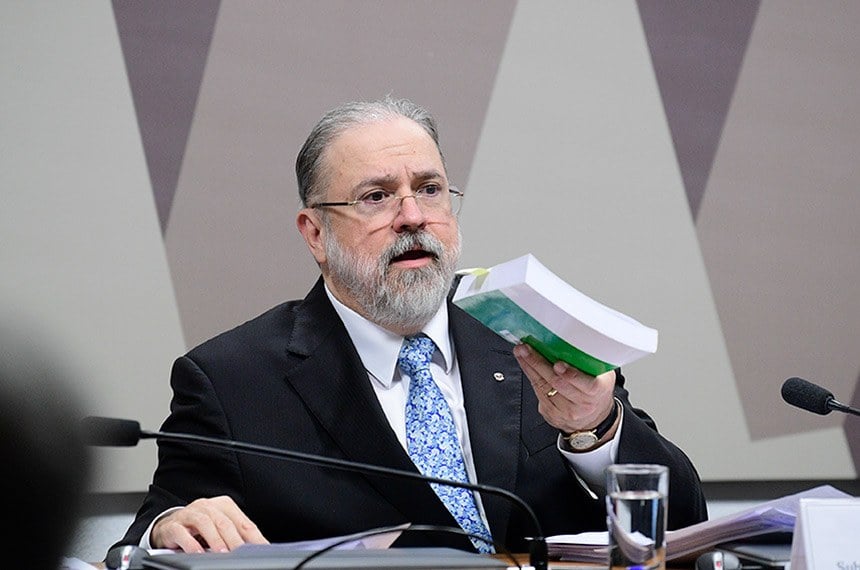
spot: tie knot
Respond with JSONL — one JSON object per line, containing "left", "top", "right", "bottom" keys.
{"left": 398, "top": 335, "right": 435, "bottom": 376}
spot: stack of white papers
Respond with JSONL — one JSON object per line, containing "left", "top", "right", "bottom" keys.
{"left": 453, "top": 253, "right": 657, "bottom": 376}
{"left": 545, "top": 532, "right": 608, "bottom": 563}
{"left": 546, "top": 485, "right": 851, "bottom": 563}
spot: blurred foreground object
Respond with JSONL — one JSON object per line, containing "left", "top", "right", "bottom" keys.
{"left": 0, "top": 323, "right": 92, "bottom": 570}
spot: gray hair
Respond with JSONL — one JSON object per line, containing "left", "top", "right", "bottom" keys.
{"left": 295, "top": 95, "right": 444, "bottom": 206}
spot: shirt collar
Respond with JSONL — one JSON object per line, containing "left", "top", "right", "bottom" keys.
{"left": 324, "top": 283, "right": 453, "bottom": 388}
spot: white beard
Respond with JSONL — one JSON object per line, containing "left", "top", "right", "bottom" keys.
{"left": 324, "top": 227, "right": 461, "bottom": 333}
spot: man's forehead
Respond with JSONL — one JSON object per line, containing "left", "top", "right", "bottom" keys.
{"left": 331, "top": 117, "right": 437, "bottom": 153}
{"left": 323, "top": 118, "right": 444, "bottom": 181}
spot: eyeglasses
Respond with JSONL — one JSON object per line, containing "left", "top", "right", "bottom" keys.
{"left": 309, "top": 184, "right": 463, "bottom": 218}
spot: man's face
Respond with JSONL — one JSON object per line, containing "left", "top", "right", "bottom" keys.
{"left": 297, "top": 116, "right": 461, "bottom": 335}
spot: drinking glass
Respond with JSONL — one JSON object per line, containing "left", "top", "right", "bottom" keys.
{"left": 605, "top": 464, "right": 668, "bottom": 570}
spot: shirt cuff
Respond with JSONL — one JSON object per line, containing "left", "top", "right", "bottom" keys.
{"left": 557, "top": 404, "right": 624, "bottom": 497}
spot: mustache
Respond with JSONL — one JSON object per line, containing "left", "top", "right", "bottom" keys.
{"left": 382, "top": 232, "right": 444, "bottom": 265}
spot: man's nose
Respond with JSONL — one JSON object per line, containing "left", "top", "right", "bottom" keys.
{"left": 392, "top": 194, "right": 427, "bottom": 231}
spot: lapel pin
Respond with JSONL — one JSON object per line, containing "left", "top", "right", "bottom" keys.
{"left": 493, "top": 372, "right": 504, "bottom": 382}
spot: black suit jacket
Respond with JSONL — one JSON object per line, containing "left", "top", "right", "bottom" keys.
{"left": 118, "top": 278, "right": 706, "bottom": 552}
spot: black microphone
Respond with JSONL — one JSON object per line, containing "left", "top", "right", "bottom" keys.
{"left": 82, "top": 416, "right": 142, "bottom": 446}
{"left": 82, "top": 416, "right": 548, "bottom": 570}
{"left": 781, "top": 377, "right": 860, "bottom": 417}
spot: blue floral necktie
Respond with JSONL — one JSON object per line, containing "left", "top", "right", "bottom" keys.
{"left": 398, "top": 335, "right": 494, "bottom": 553}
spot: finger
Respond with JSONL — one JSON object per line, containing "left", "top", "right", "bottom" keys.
{"left": 548, "top": 361, "right": 587, "bottom": 398}
{"left": 596, "top": 368, "right": 617, "bottom": 385}
{"left": 152, "top": 514, "right": 208, "bottom": 553}
{"left": 527, "top": 363, "right": 561, "bottom": 404}
{"left": 513, "top": 344, "right": 555, "bottom": 395}
{"left": 199, "top": 496, "right": 268, "bottom": 551}
{"left": 565, "top": 368, "right": 615, "bottom": 406}
{"left": 157, "top": 497, "right": 256, "bottom": 553}
{"left": 551, "top": 363, "right": 619, "bottom": 408}
{"left": 514, "top": 350, "right": 571, "bottom": 429}
{"left": 182, "top": 506, "right": 233, "bottom": 553}
{"left": 179, "top": 497, "right": 245, "bottom": 552}
{"left": 517, "top": 347, "right": 581, "bottom": 403}
{"left": 513, "top": 343, "right": 556, "bottom": 379}
{"left": 235, "top": 518, "right": 268, "bottom": 545}
{"left": 216, "top": 497, "right": 268, "bottom": 545}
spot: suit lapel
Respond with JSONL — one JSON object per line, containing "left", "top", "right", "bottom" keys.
{"left": 450, "top": 303, "right": 523, "bottom": 542}
{"left": 283, "top": 279, "right": 462, "bottom": 530}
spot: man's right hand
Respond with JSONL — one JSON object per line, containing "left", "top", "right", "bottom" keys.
{"left": 150, "top": 495, "right": 269, "bottom": 553}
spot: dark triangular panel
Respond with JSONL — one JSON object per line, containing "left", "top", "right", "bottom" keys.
{"left": 638, "top": 0, "right": 760, "bottom": 219}
{"left": 112, "top": 0, "right": 221, "bottom": 234}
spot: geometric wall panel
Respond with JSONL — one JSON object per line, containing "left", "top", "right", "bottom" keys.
{"left": 113, "top": 0, "right": 221, "bottom": 234}
{"left": 639, "top": 0, "right": 760, "bottom": 219}
{"left": 696, "top": 1, "right": 860, "bottom": 470}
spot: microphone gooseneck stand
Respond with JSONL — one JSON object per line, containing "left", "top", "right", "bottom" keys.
{"left": 138, "top": 427, "right": 549, "bottom": 570}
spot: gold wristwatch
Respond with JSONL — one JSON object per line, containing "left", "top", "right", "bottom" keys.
{"left": 564, "top": 398, "right": 620, "bottom": 451}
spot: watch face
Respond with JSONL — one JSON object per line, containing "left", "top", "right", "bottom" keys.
{"left": 567, "top": 431, "right": 599, "bottom": 450}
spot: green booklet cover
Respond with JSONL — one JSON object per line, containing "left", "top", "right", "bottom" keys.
{"left": 452, "top": 253, "right": 657, "bottom": 376}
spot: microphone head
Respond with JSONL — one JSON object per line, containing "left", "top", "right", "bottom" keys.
{"left": 781, "top": 377, "right": 835, "bottom": 415}
{"left": 81, "top": 416, "right": 142, "bottom": 446}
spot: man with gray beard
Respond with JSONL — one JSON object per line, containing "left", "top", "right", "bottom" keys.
{"left": 115, "top": 96, "right": 707, "bottom": 558}
{"left": 324, "top": 226, "right": 460, "bottom": 334}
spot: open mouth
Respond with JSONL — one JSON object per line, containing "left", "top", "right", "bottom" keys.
{"left": 390, "top": 247, "right": 436, "bottom": 265}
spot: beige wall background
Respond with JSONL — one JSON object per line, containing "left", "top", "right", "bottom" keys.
{"left": 3, "top": 1, "right": 859, "bottom": 494}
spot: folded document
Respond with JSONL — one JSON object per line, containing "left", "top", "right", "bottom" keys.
{"left": 453, "top": 253, "right": 658, "bottom": 376}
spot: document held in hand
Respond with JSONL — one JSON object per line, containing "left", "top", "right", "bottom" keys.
{"left": 452, "top": 253, "right": 658, "bottom": 376}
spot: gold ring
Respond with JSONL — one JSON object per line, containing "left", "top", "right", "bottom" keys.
{"left": 546, "top": 388, "right": 558, "bottom": 398}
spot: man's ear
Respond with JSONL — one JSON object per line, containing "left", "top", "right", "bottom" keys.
{"left": 296, "top": 209, "right": 327, "bottom": 264}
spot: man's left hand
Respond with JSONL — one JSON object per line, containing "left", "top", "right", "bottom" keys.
{"left": 514, "top": 343, "right": 617, "bottom": 436}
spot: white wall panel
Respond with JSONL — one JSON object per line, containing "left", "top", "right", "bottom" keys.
{"left": 0, "top": 3, "right": 183, "bottom": 492}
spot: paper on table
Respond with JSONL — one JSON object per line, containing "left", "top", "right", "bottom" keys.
{"left": 546, "top": 532, "right": 608, "bottom": 563}
{"left": 666, "top": 484, "right": 850, "bottom": 560}
{"left": 546, "top": 485, "right": 852, "bottom": 563}
{"left": 237, "top": 523, "right": 407, "bottom": 552}
{"left": 142, "top": 523, "right": 408, "bottom": 563}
